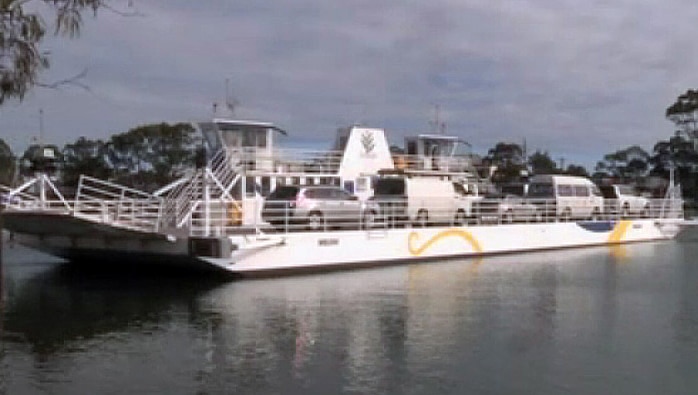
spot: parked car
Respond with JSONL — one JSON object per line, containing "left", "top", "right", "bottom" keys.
{"left": 262, "top": 185, "right": 379, "bottom": 231}
{"left": 474, "top": 193, "right": 539, "bottom": 224}
{"left": 599, "top": 184, "right": 650, "bottom": 218}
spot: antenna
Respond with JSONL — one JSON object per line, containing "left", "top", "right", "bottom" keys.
{"left": 225, "top": 78, "right": 239, "bottom": 116}
{"left": 429, "top": 104, "right": 446, "bottom": 134}
{"left": 38, "top": 108, "right": 44, "bottom": 147}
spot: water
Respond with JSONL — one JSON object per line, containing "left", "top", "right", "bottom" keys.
{"left": 1, "top": 241, "right": 698, "bottom": 394}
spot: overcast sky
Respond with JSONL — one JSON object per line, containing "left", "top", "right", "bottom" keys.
{"left": 1, "top": 0, "right": 696, "bottom": 169}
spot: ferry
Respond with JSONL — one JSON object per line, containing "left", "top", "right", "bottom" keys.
{"left": 0, "top": 118, "right": 691, "bottom": 276}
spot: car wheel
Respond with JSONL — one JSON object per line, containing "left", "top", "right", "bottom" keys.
{"left": 621, "top": 204, "right": 630, "bottom": 218}
{"left": 307, "top": 211, "right": 324, "bottom": 231}
{"left": 534, "top": 209, "right": 544, "bottom": 223}
{"left": 454, "top": 210, "right": 467, "bottom": 226}
{"left": 362, "top": 210, "right": 377, "bottom": 229}
{"left": 560, "top": 208, "right": 572, "bottom": 222}
{"left": 591, "top": 208, "right": 601, "bottom": 221}
{"left": 502, "top": 210, "right": 514, "bottom": 224}
{"left": 415, "top": 210, "right": 429, "bottom": 227}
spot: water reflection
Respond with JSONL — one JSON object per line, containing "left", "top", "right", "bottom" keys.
{"left": 1, "top": 242, "right": 697, "bottom": 394}
{"left": 672, "top": 241, "right": 698, "bottom": 393}
{"left": 2, "top": 265, "right": 222, "bottom": 355}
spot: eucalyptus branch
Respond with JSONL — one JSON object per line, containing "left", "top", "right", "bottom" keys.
{"left": 36, "top": 67, "right": 91, "bottom": 92}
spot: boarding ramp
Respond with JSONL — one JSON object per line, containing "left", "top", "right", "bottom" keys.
{"left": 74, "top": 175, "right": 162, "bottom": 232}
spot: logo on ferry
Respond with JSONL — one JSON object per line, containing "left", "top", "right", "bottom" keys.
{"left": 361, "top": 132, "right": 375, "bottom": 154}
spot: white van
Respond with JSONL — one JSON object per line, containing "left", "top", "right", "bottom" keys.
{"left": 372, "top": 175, "right": 479, "bottom": 226}
{"left": 527, "top": 175, "right": 604, "bottom": 220}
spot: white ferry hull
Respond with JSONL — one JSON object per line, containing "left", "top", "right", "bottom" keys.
{"left": 204, "top": 219, "right": 682, "bottom": 275}
{"left": 3, "top": 211, "right": 684, "bottom": 275}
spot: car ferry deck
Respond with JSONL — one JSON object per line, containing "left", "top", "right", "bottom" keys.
{"left": 0, "top": 119, "right": 690, "bottom": 275}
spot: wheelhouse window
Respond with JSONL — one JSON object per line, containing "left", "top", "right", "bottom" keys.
{"left": 257, "top": 132, "right": 267, "bottom": 148}
{"left": 217, "top": 124, "right": 269, "bottom": 149}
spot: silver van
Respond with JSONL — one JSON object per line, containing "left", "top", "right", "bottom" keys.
{"left": 371, "top": 175, "right": 478, "bottom": 226}
{"left": 527, "top": 175, "right": 604, "bottom": 220}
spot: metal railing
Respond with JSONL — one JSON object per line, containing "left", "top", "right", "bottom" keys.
{"left": 159, "top": 148, "right": 242, "bottom": 229}
{"left": 217, "top": 196, "right": 685, "bottom": 235}
{"left": 2, "top": 176, "right": 687, "bottom": 238}
{"left": 218, "top": 146, "right": 477, "bottom": 175}
{"left": 75, "top": 175, "right": 162, "bottom": 232}
{"left": 1, "top": 184, "right": 41, "bottom": 210}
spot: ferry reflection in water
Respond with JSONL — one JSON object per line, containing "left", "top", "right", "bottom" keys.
{"left": 2, "top": 242, "right": 698, "bottom": 394}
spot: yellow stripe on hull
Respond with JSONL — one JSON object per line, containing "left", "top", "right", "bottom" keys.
{"left": 607, "top": 220, "right": 632, "bottom": 244}
{"left": 408, "top": 229, "right": 482, "bottom": 256}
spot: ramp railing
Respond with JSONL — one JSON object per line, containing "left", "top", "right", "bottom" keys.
{"left": 75, "top": 175, "right": 162, "bottom": 232}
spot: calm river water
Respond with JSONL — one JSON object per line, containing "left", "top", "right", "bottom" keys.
{"left": 1, "top": 240, "right": 698, "bottom": 394}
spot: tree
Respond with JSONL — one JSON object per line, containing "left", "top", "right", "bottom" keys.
{"left": 528, "top": 150, "right": 557, "bottom": 175}
{"left": 61, "top": 137, "right": 111, "bottom": 187}
{"left": 0, "top": 138, "right": 16, "bottom": 185}
{"left": 105, "top": 122, "right": 197, "bottom": 190}
{"left": 0, "top": 0, "right": 111, "bottom": 104}
{"left": 649, "top": 134, "right": 698, "bottom": 198}
{"left": 595, "top": 145, "right": 649, "bottom": 183}
{"left": 650, "top": 134, "right": 695, "bottom": 175}
{"left": 564, "top": 164, "right": 589, "bottom": 177}
{"left": 666, "top": 89, "right": 698, "bottom": 148}
{"left": 484, "top": 142, "right": 525, "bottom": 184}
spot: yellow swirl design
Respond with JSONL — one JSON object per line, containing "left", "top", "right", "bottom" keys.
{"left": 607, "top": 220, "right": 632, "bottom": 244}
{"left": 408, "top": 229, "right": 482, "bottom": 256}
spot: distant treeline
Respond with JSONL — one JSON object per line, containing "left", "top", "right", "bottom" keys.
{"left": 0, "top": 122, "right": 198, "bottom": 192}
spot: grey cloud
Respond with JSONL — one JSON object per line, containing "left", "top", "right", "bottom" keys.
{"left": 2, "top": 0, "right": 698, "bottom": 170}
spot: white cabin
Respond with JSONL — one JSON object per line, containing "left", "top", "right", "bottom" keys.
{"left": 332, "top": 126, "right": 394, "bottom": 200}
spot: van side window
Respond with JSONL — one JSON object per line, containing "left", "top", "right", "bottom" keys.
{"left": 333, "top": 189, "right": 353, "bottom": 200}
{"left": 557, "top": 185, "right": 574, "bottom": 197}
{"left": 304, "top": 189, "right": 319, "bottom": 199}
{"left": 374, "top": 178, "right": 406, "bottom": 195}
{"left": 574, "top": 185, "right": 590, "bottom": 197}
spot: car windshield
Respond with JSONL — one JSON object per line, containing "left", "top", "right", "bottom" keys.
{"left": 599, "top": 186, "right": 615, "bottom": 199}
{"left": 618, "top": 185, "right": 636, "bottom": 196}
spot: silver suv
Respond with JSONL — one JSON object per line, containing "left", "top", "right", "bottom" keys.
{"left": 262, "top": 185, "right": 379, "bottom": 231}
{"left": 599, "top": 184, "right": 650, "bottom": 218}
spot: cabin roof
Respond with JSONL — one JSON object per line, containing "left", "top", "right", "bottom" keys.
{"left": 413, "top": 134, "right": 460, "bottom": 141}
{"left": 206, "top": 119, "right": 288, "bottom": 135}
